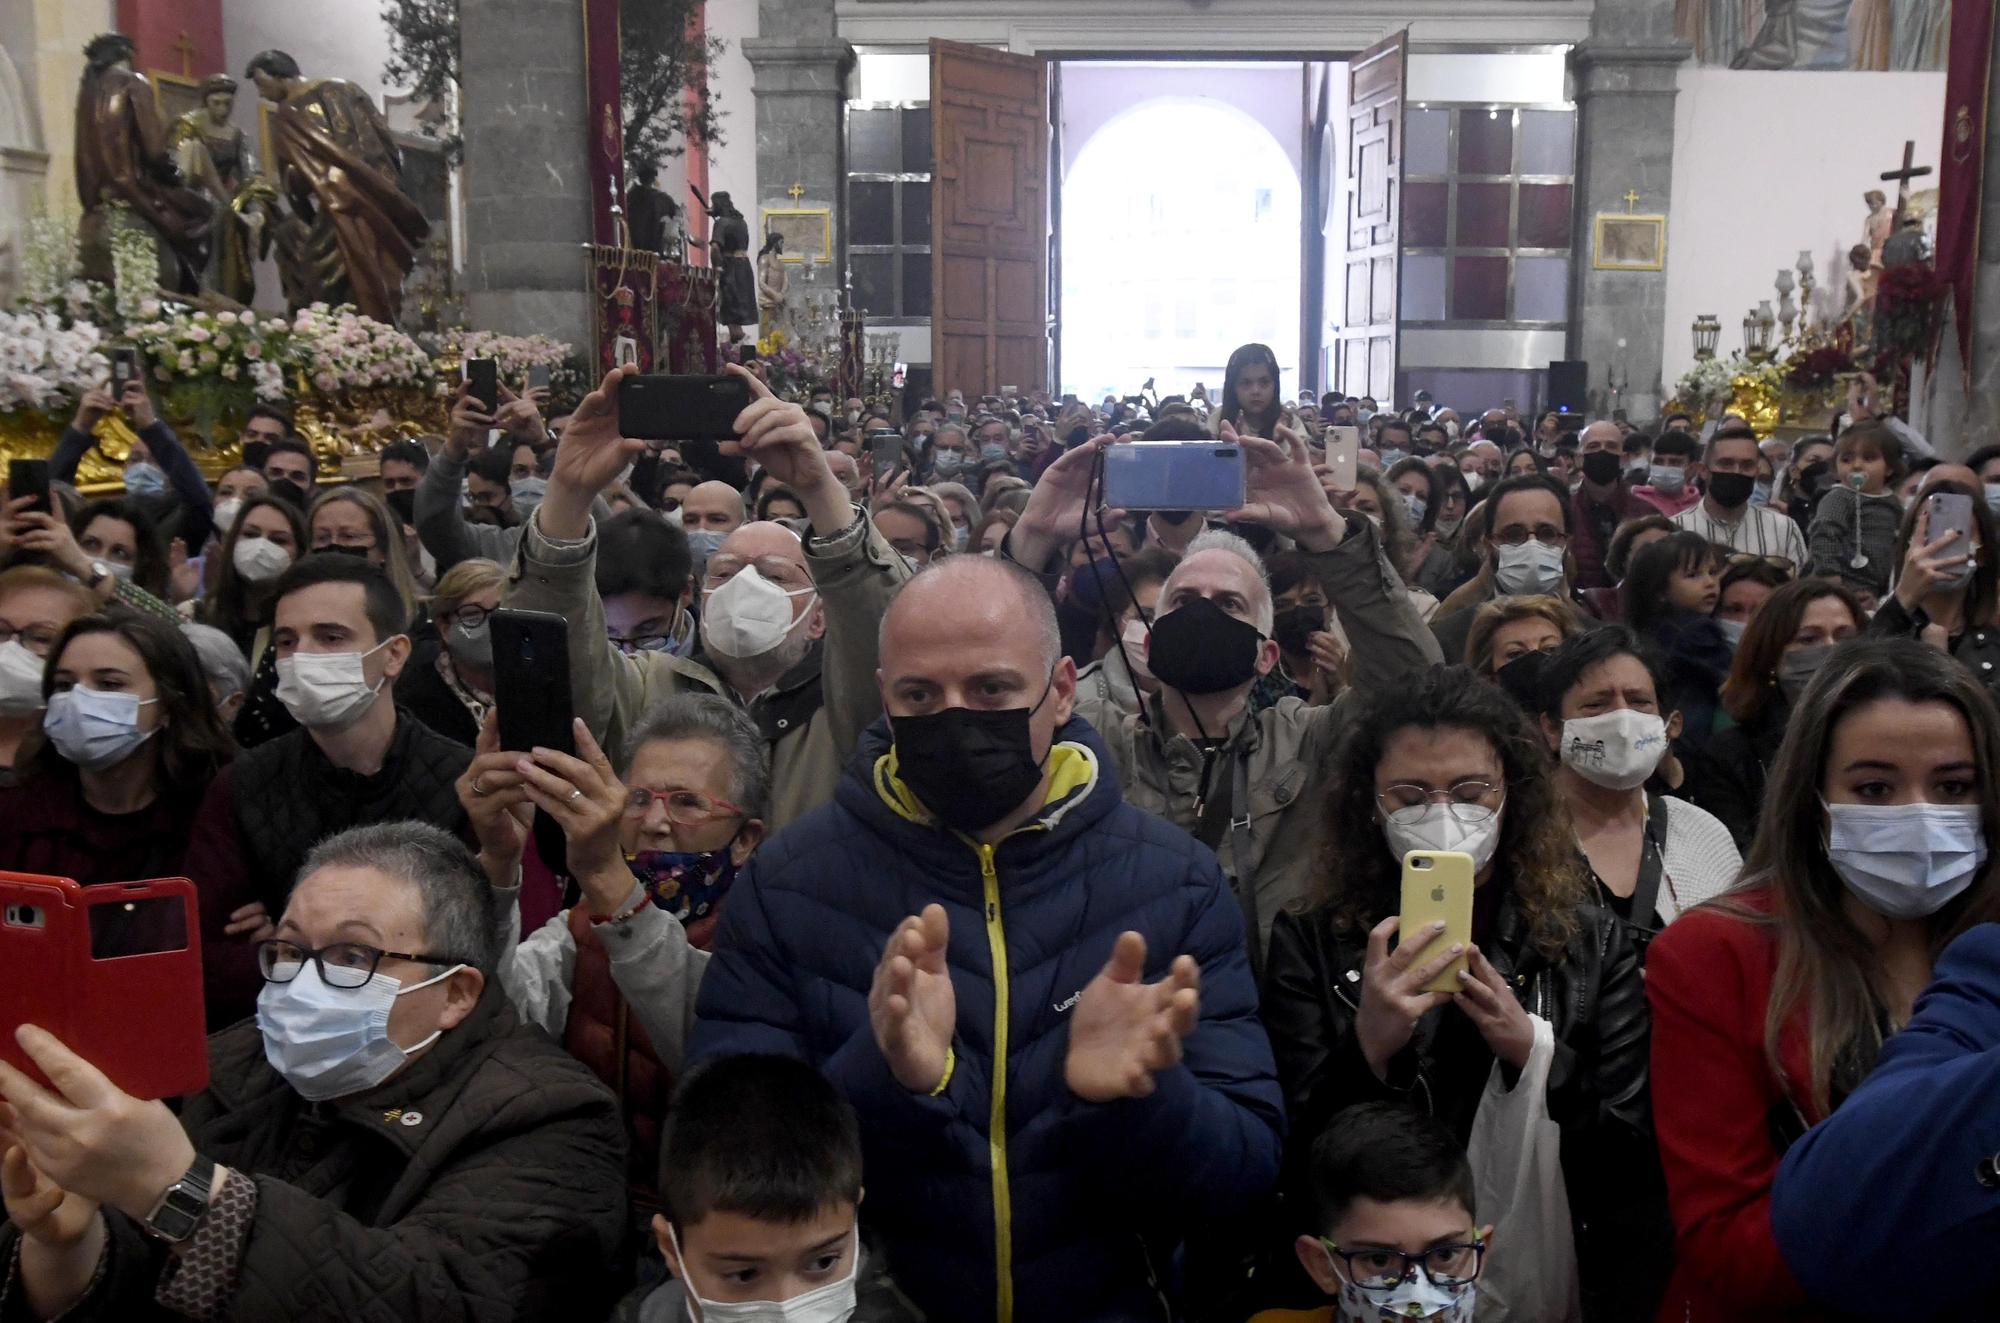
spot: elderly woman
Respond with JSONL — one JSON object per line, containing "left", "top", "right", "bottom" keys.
{"left": 0, "top": 821, "right": 628, "bottom": 1322}
{"left": 926, "top": 479, "right": 984, "bottom": 552}
{"left": 396, "top": 558, "right": 503, "bottom": 746}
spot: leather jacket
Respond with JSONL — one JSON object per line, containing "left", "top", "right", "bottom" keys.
{"left": 1262, "top": 883, "right": 1672, "bottom": 1321}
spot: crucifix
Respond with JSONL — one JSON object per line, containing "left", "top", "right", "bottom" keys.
{"left": 172, "top": 30, "right": 196, "bottom": 78}
{"left": 1623, "top": 189, "right": 1641, "bottom": 212}
{"left": 1880, "top": 140, "right": 1933, "bottom": 226}
{"left": 787, "top": 182, "right": 806, "bottom": 204}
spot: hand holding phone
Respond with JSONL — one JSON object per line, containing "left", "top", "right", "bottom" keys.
{"left": 8, "top": 459, "right": 51, "bottom": 519}
{"left": 492, "top": 610, "right": 577, "bottom": 876}
{"left": 1102, "top": 441, "right": 1246, "bottom": 511}
{"left": 1324, "top": 426, "right": 1361, "bottom": 493}
{"left": 465, "top": 357, "right": 500, "bottom": 415}
{"left": 1919, "top": 492, "right": 1977, "bottom": 592}
{"left": 617, "top": 373, "right": 753, "bottom": 442}
{"left": 1397, "top": 850, "right": 1473, "bottom": 993}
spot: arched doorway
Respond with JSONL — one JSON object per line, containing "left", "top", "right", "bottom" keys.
{"left": 1060, "top": 95, "right": 1301, "bottom": 402}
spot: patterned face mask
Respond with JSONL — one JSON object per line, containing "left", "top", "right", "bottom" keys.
{"left": 627, "top": 845, "right": 740, "bottom": 925}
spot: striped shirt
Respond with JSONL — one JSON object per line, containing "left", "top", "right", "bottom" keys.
{"left": 1672, "top": 500, "right": 1808, "bottom": 571}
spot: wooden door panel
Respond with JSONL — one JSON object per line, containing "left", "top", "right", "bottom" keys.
{"left": 931, "top": 39, "right": 1050, "bottom": 396}
{"left": 1336, "top": 30, "right": 1404, "bottom": 398}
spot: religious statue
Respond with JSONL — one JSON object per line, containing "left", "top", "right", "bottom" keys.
{"left": 168, "top": 74, "right": 274, "bottom": 305}
{"left": 73, "top": 33, "right": 211, "bottom": 294}
{"left": 1841, "top": 243, "right": 1876, "bottom": 340}
{"left": 710, "top": 191, "right": 757, "bottom": 344}
{"left": 1880, "top": 215, "right": 1930, "bottom": 269}
{"left": 1862, "top": 189, "right": 1893, "bottom": 268}
{"left": 626, "top": 166, "right": 681, "bottom": 259}
{"left": 757, "top": 232, "right": 790, "bottom": 336}
{"left": 246, "top": 48, "right": 430, "bottom": 324}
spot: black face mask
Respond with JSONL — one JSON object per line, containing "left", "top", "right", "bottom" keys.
{"left": 1492, "top": 649, "right": 1548, "bottom": 709}
{"left": 1707, "top": 471, "right": 1755, "bottom": 509}
{"left": 1271, "top": 603, "right": 1325, "bottom": 657}
{"left": 892, "top": 679, "right": 1054, "bottom": 832}
{"left": 267, "top": 477, "right": 307, "bottom": 511}
{"left": 1065, "top": 425, "right": 1091, "bottom": 447}
{"left": 1580, "top": 450, "right": 1623, "bottom": 487}
{"left": 1147, "top": 597, "right": 1264, "bottom": 695}
{"left": 384, "top": 488, "right": 417, "bottom": 526}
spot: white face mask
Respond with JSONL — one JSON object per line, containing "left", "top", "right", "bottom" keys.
{"left": 0, "top": 640, "right": 45, "bottom": 716}
{"left": 211, "top": 497, "right": 244, "bottom": 535}
{"left": 701, "top": 566, "right": 817, "bottom": 660}
{"left": 1119, "top": 616, "right": 1158, "bottom": 693}
{"left": 232, "top": 534, "right": 294, "bottom": 583}
{"left": 1823, "top": 801, "right": 1987, "bottom": 919}
{"left": 1649, "top": 465, "right": 1687, "bottom": 495}
{"left": 1559, "top": 708, "right": 1668, "bottom": 791}
{"left": 1336, "top": 1268, "right": 1477, "bottom": 1323}
{"left": 1381, "top": 798, "right": 1505, "bottom": 874}
{"left": 1716, "top": 617, "right": 1747, "bottom": 646}
{"left": 42, "top": 686, "right": 158, "bottom": 771}
{"left": 275, "top": 638, "right": 394, "bottom": 729}
{"left": 1493, "top": 540, "right": 1565, "bottom": 596}
{"left": 669, "top": 1224, "right": 859, "bottom": 1323}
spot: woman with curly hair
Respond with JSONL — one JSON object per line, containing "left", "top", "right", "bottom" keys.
{"left": 1260, "top": 664, "right": 1664, "bottom": 1318}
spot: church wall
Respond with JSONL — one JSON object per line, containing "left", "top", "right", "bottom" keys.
{"left": 1058, "top": 61, "right": 1304, "bottom": 180}
{"left": 705, "top": 0, "right": 759, "bottom": 228}
{"left": 1660, "top": 65, "right": 1944, "bottom": 388}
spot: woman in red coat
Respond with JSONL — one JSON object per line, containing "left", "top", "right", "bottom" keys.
{"left": 1646, "top": 636, "right": 2000, "bottom": 1322}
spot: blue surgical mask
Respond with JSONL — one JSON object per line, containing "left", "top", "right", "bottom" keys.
{"left": 1983, "top": 482, "right": 2000, "bottom": 515}
{"left": 510, "top": 475, "right": 548, "bottom": 509}
{"left": 1378, "top": 447, "right": 1407, "bottom": 467}
{"left": 932, "top": 451, "right": 965, "bottom": 477}
{"left": 43, "top": 686, "right": 157, "bottom": 771}
{"left": 1823, "top": 800, "right": 1987, "bottom": 920}
{"left": 980, "top": 442, "right": 1009, "bottom": 463}
{"left": 1403, "top": 492, "right": 1428, "bottom": 525}
{"left": 257, "top": 958, "right": 463, "bottom": 1102}
{"left": 1717, "top": 617, "right": 1747, "bottom": 646}
{"left": 123, "top": 460, "right": 166, "bottom": 496}
{"left": 1493, "top": 540, "right": 1565, "bottom": 596}
{"left": 1751, "top": 480, "right": 1771, "bottom": 506}
{"left": 685, "top": 528, "right": 727, "bottom": 566}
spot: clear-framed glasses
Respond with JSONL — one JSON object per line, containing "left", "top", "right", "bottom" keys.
{"left": 256, "top": 938, "right": 471, "bottom": 989}
{"left": 1375, "top": 779, "right": 1503, "bottom": 826}
{"left": 1322, "top": 1238, "right": 1485, "bottom": 1290}
{"left": 623, "top": 786, "right": 747, "bottom": 825}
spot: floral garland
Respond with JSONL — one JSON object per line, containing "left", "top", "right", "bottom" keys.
{"left": 285, "top": 303, "right": 432, "bottom": 393}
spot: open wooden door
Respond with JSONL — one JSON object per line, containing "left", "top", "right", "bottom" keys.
{"left": 1300, "top": 62, "right": 1337, "bottom": 397}
{"left": 1336, "top": 32, "right": 1406, "bottom": 402}
{"left": 930, "top": 40, "right": 1050, "bottom": 397}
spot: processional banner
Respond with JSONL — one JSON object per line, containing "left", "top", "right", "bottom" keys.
{"left": 1937, "top": 0, "right": 1997, "bottom": 375}
{"left": 590, "top": 245, "right": 659, "bottom": 375}
{"left": 658, "top": 262, "right": 718, "bottom": 374}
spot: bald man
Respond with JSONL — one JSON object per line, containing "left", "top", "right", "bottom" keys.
{"left": 1570, "top": 418, "right": 1656, "bottom": 590}
{"left": 689, "top": 552, "right": 1282, "bottom": 1322}
{"left": 504, "top": 364, "right": 908, "bottom": 828}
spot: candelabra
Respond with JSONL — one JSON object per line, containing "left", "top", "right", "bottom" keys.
{"left": 865, "top": 332, "right": 901, "bottom": 412}
{"left": 1795, "top": 250, "right": 1816, "bottom": 329}
{"left": 1744, "top": 302, "right": 1777, "bottom": 364}
{"left": 1692, "top": 314, "right": 1721, "bottom": 361}
{"left": 1775, "top": 268, "right": 1797, "bottom": 341}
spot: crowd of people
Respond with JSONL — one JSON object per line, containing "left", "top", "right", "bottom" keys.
{"left": 0, "top": 338, "right": 1997, "bottom": 1322}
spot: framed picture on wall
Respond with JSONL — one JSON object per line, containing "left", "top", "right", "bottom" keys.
{"left": 1593, "top": 213, "right": 1666, "bottom": 271}
{"left": 149, "top": 72, "right": 203, "bottom": 124}
{"left": 763, "top": 209, "right": 832, "bottom": 264}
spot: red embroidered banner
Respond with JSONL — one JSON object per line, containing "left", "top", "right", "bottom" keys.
{"left": 659, "top": 260, "right": 718, "bottom": 373}
{"left": 590, "top": 245, "right": 658, "bottom": 375}
{"left": 1937, "top": 0, "right": 1997, "bottom": 374}
{"left": 582, "top": 0, "right": 625, "bottom": 247}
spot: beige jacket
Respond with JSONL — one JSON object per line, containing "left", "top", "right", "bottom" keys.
{"left": 1073, "top": 518, "right": 1442, "bottom": 960}
{"left": 503, "top": 508, "right": 909, "bottom": 830}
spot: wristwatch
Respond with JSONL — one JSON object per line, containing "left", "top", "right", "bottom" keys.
{"left": 85, "top": 560, "right": 112, "bottom": 590}
{"left": 143, "top": 1159, "right": 216, "bottom": 1243}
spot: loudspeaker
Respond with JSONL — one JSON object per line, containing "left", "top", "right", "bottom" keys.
{"left": 1547, "top": 360, "right": 1588, "bottom": 414}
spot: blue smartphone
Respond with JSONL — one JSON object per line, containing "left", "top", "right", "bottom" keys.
{"left": 1102, "top": 441, "right": 1246, "bottom": 511}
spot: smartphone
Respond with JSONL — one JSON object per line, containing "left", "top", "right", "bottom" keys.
{"left": 869, "top": 430, "right": 905, "bottom": 483}
{"left": 618, "top": 373, "right": 752, "bottom": 442}
{"left": 1102, "top": 441, "right": 1246, "bottom": 511}
{"left": 110, "top": 346, "right": 140, "bottom": 390}
{"left": 1324, "top": 425, "right": 1361, "bottom": 492}
{"left": 1397, "top": 850, "right": 1474, "bottom": 994}
{"left": 8, "top": 458, "right": 51, "bottom": 518}
{"left": 527, "top": 362, "right": 552, "bottom": 392}
{"left": 492, "top": 610, "right": 576, "bottom": 877}
{"left": 1, "top": 873, "right": 208, "bottom": 1100}
{"left": 465, "top": 357, "right": 499, "bottom": 414}
{"left": 1928, "top": 491, "right": 1976, "bottom": 558}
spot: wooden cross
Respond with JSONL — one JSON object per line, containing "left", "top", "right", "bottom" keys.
{"left": 787, "top": 182, "right": 805, "bottom": 204}
{"left": 172, "top": 30, "right": 195, "bottom": 77}
{"left": 1881, "top": 140, "right": 1934, "bottom": 225}
{"left": 1623, "top": 189, "right": 1641, "bottom": 212}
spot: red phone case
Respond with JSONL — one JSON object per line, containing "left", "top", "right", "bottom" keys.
{"left": 0, "top": 873, "right": 209, "bottom": 1100}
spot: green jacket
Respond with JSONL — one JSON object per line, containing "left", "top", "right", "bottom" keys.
{"left": 503, "top": 507, "right": 909, "bottom": 830}
{"left": 1072, "top": 518, "right": 1442, "bottom": 960}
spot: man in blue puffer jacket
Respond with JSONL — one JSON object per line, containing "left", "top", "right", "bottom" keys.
{"left": 690, "top": 553, "right": 1285, "bottom": 1323}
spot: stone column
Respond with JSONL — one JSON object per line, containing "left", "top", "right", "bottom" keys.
{"left": 1957, "top": 10, "right": 2000, "bottom": 447}
{"left": 459, "top": 0, "right": 593, "bottom": 347}
{"left": 743, "top": 0, "right": 852, "bottom": 257}
{"left": 1569, "top": 3, "right": 1690, "bottom": 422}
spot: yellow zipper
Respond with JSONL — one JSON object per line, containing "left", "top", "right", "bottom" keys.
{"left": 977, "top": 841, "right": 1014, "bottom": 1323}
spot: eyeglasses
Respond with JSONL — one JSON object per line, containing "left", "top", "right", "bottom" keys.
{"left": 0, "top": 622, "right": 58, "bottom": 655}
{"left": 256, "top": 938, "right": 472, "bottom": 989}
{"left": 1323, "top": 1239, "right": 1485, "bottom": 1290}
{"left": 1490, "top": 524, "right": 1568, "bottom": 547}
{"left": 624, "top": 786, "right": 746, "bottom": 825}
{"left": 1375, "top": 779, "right": 1503, "bottom": 825}
{"left": 446, "top": 604, "right": 491, "bottom": 630}
{"left": 610, "top": 633, "right": 673, "bottom": 656}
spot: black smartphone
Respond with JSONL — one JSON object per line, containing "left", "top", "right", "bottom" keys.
{"left": 110, "top": 347, "right": 140, "bottom": 391}
{"left": 465, "top": 357, "right": 499, "bottom": 415}
{"left": 492, "top": 609, "right": 577, "bottom": 877}
{"left": 8, "top": 459, "right": 51, "bottom": 518}
{"left": 526, "top": 362, "right": 552, "bottom": 392}
{"left": 618, "top": 373, "right": 752, "bottom": 442}
{"left": 869, "top": 429, "right": 904, "bottom": 483}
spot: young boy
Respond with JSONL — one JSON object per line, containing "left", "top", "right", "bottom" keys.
{"left": 625, "top": 1054, "right": 918, "bottom": 1323}
{"left": 1807, "top": 421, "right": 1906, "bottom": 603}
{"left": 1252, "top": 1103, "right": 1492, "bottom": 1323}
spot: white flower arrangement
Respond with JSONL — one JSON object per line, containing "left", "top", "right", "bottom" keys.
{"left": 439, "top": 328, "right": 572, "bottom": 380}
{"left": 107, "top": 208, "right": 159, "bottom": 323}
{"left": 1674, "top": 355, "right": 1740, "bottom": 407}
{"left": 19, "top": 215, "right": 78, "bottom": 307}
{"left": 0, "top": 310, "right": 109, "bottom": 413}
{"left": 126, "top": 307, "right": 295, "bottom": 404}
{"left": 283, "top": 303, "right": 431, "bottom": 392}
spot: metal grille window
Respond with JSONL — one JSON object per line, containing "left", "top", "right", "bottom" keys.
{"left": 1399, "top": 103, "right": 1577, "bottom": 328}
{"left": 845, "top": 103, "right": 932, "bottom": 319}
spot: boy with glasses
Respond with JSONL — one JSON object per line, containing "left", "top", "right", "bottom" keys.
{"left": 1253, "top": 1102, "right": 1491, "bottom": 1323}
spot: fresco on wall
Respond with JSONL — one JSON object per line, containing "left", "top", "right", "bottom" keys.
{"left": 1676, "top": 0, "right": 1951, "bottom": 70}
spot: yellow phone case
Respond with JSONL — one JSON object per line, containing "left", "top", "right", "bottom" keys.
{"left": 1398, "top": 849, "right": 1475, "bottom": 994}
